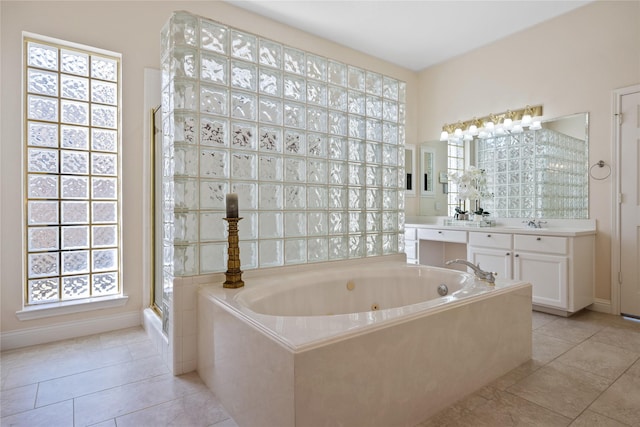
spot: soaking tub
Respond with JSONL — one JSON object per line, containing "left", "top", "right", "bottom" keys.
{"left": 198, "top": 257, "right": 532, "bottom": 427}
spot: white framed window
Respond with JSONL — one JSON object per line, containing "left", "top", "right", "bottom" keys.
{"left": 23, "top": 33, "right": 122, "bottom": 305}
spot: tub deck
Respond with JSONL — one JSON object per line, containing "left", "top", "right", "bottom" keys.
{"left": 198, "top": 260, "right": 532, "bottom": 427}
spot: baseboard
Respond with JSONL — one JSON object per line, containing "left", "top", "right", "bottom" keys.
{"left": 0, "top": 310, "right": 142, "bottom": 351}
{"left": 587, "top": 298, "right": 612, "bottom": 314}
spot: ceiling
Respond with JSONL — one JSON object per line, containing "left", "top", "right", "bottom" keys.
{"left": 225, "top": 0, "right": 594, "bottom": 71}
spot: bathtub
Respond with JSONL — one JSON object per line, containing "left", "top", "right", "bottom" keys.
{"left": 198, "top": 257, "right": 532, "bottom": 427}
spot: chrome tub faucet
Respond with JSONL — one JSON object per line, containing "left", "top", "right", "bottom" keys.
{"left": 445, "top": 259, "right": 496, "bottom": 285}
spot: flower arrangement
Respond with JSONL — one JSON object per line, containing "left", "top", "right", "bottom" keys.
{"left": 448, "top": 166, "right": 490, "bottom": 217}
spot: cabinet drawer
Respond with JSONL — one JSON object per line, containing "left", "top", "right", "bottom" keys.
{"left": 404, "top": 227, "right": 417, "bottom": 241}
{"left": 514, "top": 234, "right": 568, "bottom": 255}
{"left": 468, "top": 232, "right": 512, "bottom": 249}
{"left": 418, "top": 228, "right": 467, "bottom": 243}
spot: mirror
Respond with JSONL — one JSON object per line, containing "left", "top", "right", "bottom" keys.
{"left": 422, "top": 112, "right": 589, "bottom": 219}
{"left": 405, "top": 145, "right": 416, "bottom": 196}
{"left": 421, "top": 147, "right": 435, "bottom": 196}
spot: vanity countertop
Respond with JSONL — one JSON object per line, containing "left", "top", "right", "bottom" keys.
{"left": 405, "top": 217, "right": 596, "bottom": 237}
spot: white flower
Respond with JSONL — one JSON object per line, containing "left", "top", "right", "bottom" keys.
{"left": 450, "top": 167, "right": 486, "bottom": 202}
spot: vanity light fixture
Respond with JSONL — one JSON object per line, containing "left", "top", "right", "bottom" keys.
{"left": 440, "top": 104, "right": 543, "bottom": 142}
{"left": 440, "top": 123, "right": 457, "bottom": 141}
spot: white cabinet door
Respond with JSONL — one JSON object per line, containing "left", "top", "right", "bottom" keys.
{"left": 514, "top": 252, "right": 568, "bottom": 309}
{"left": 468, "top": 247, "right": 512, "bottom": 281}
{"left": 405, "top": 240, "right": 418, "bottom": 264}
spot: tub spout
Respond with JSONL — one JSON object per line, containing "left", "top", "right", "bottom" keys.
{"left": 445, "top": 259, "right": 495, "bottom": 285}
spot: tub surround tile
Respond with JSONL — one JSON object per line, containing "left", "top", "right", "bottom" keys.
{"left": 589, "top": 372, "right": 640, "bottom": 425}
{"left": 506, "top": 360, "right": 613, "bottom": 419}
{"left": 201, "top": 280, "right": 531, "bottom": 427}
{"left": 199, "top": 302, "right": 295, "bottom": 427}
{"left": 168, "top": 276, "right": 207, "bottom": 375}
{"left": 182, "top": 332, "right": 198, "bottom": 367}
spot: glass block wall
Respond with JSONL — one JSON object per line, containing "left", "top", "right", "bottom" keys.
{"left": 476, "top": 129, "right": 588, "bottom": 219}
{"left": 161, "top": 11, "right": 406, "bottom": 277}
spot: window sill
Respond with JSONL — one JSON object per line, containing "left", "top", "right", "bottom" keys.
{"left": 16, "top": 295, "right": 129, "bottom": 321}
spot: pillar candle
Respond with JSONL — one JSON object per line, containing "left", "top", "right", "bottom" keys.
{"left": 226, "top": 193, "right": 239, "bottom": 218}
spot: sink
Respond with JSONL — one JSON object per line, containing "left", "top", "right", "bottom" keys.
{"left": 499, "top": 226, "right": 548, "bottom": 231}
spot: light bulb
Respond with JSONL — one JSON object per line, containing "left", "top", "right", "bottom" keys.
{"left": 503, "top": 118, "right": 513, "bottom": 130}
{"left": 484, "top": 121, "right": 494, "bottom": 133}
{"left": 521, "top": 114, "right": 532, "bottom": 127}
{"left": 440, "top": 131, "right": 449, "bottom": 141}
{"left": 454, "top": 128, "right": 463, "bottom": 138}
{"left": 468, "top": 125, "right": 478, "bottom": 135}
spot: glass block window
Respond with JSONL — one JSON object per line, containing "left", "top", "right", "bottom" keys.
{"left": 24, "top": 35, "right": 121, "bottom": 304}
{"left": 447, "top": 139, "right": 465, "bottom": 216}
{"left": 161, "top": 12, "right": 406, "bottom": 276}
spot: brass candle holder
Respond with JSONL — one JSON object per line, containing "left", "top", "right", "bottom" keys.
{"left": 223, "top": 217, "right": 244, "bottom": 288}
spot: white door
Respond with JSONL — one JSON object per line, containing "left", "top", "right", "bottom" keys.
{"left": 620, "top": 90, "right": 640, "bottom": 317}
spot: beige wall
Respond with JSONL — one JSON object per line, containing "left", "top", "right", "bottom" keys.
{"left": 416, "top": 0, "right": 640, "bottom": 300}
{"left": 0, "top": 1, "right": 418, "bottom": 336}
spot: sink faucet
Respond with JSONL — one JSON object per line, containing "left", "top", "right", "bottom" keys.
{"left": 523, "top": 219, "right": 547, "bottom": 229}
{"left": 445, "top": 259, "right": 496, "bottom": 285}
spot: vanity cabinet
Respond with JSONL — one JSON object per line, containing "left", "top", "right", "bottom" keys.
{"left": 462, "top": 229, "right": 594, "bottom": 315}
{"left": 512, "top": 234, "right": 587, "bottom": 313}
{"left": 414, "top": 228, "right": 467, "bottom": 268}
{"left": 514, "top": 252, "right": 568, "bottom": 310}
{"left": 467, "top": 232, "right": 513, "bottom": 281}
{"left": 404, "top": 227, "right": 418, "bottom": 264}
{"left": 418, "top": 228, "right": 467, "bottom": 243}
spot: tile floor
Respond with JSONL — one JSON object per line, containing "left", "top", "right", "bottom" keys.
{"left": 0, "top": 327, "right": 237, "bottom": 427}
{"left": 420, "top": 310, "right": 640, "bottom": 426}
{"left": 1, "top": 310, "right": 639, "bottom": 426}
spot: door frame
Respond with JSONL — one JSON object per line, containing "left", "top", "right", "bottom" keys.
{"left": 612, "top": 84, "right": 640, "bottom": 315}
